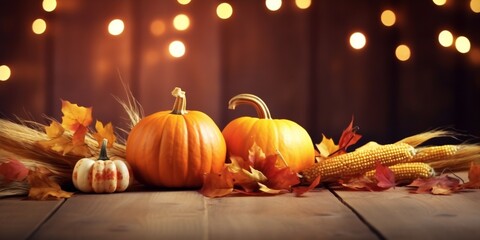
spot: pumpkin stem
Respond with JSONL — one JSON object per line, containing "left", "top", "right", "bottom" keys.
{"left": 228, "top": 94, "right": 272, "bottom": 119}
{"left": 171, "top": 87, "right": 188, "bottom": 115}
{"left": 98, "top": 139, "right": 110, "bottom": 161}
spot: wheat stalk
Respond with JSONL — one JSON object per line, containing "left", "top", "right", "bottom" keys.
{"left": 0, "top": 81, "right": 143, "bottom": 198}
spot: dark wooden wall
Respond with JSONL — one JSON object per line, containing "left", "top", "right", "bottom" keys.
{"left": 1, "top": 0, "right": 479, "bottom": 144}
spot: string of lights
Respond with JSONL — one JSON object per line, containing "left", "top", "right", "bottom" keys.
{"left": 0, "top": 0, "right": 477, "bottom": 83}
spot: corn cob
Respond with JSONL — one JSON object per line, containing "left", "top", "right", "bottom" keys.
{"left": 409, "top": 145, "right": 458, "bottom": 163}
{"left": 365, "top": 162, "right": 435, "bottom": 184}
{"left": 301, "top": 143, "right": 415, "bottom": 183}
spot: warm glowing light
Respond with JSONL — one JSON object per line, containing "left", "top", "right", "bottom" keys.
{"left": 266, "top": 0, "right": 282, "bottom": 11}
{"left": 150, "top": 20, "right": 166, "bottom": 36}
{"left": 381, "top": 10, "right": 396, "bottom": 27}
{"left": 395, "top": 45, "right": 411, "bottom": 61}
{"left": 295, "top": 0, "right": 311, "bottom": 9}
{"left": 471, "top": 0, "right": 480, "bottom": 13}
{"left": 433, "top": 0, "right": 447, "bottom": 6}
{"left": 0, "top": 65, "right": 11, "bottom": 81}
{"left": 438, "top": 30, "right": 454, "bottom": 47}
{"left": 169, "top": 40, "right": 186, "bottom": 58}
{"left": 32, "top": 19, "right": 47, "bottom": 35}
{"left": 42, "top": 0, "right": 57, "bottom": 12}
{"left": 108, "top": 19, "right": 124, "bottom": 36}
{"left": 349, "top": 32, "right": 366, "bottom": 50}
{"left": 217, "top": 3, "right": 233, "bottom": 19}
{"left": 173, "top": 14, "right": 190, "bottom": 31}
{"left": 177, "top": 0, "right": 191, "bottom": 5}
{"left": 455, "top": 36, "right": 471, "bottom": 54}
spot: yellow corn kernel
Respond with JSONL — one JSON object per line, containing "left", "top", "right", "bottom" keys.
{"left": 410, "top": 145, "right": 458, "bottom": 163}
{"left": 365, "top": 162, "right": 435, "bottom": 183}
{"left": 301, "top": 143, "right": 415, "bottom": 183}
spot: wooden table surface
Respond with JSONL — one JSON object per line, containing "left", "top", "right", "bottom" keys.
{"left": 2, "top": 179, "right": 480, "bottom": 240}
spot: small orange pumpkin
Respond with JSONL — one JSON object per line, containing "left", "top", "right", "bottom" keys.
{"left": 126, "top": 87, "right": 226, "bottom": 188}
{"left": 222, "top": 94, "right": 315, "bottom": 173}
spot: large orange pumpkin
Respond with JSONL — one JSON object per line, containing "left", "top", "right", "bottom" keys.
{"left": 222, "top": 94, "right": 315, "bottom": 173}
{"left": 126, "top": 87, "right": 226, "bottom": 188}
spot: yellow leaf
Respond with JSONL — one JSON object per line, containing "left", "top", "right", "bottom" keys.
{"left": 242, "top": 166, "right": 267, "bottom": 182}
{"left": 316, "top": 134, "right": 339, "bottom": 158}
{"left": 61, "top": 100, "right": 93, "bottom": 131}
{"left": 93, "top": 120, "right": 116, "bottom": 147}
{"left": 248, "top": 142, "right": 266, "bottom": 163}
{"left": 258, "top": 182, "right": 284, "bottom": 194}
{"left": 44, "top": 121, "right": 64, "bottom": 138}
{"left": 27, "top": 167, "right": 73, "bottom": 200}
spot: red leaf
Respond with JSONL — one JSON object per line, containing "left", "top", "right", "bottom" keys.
{"left": 462, "top": 162, "right": 480, "bottom": 189}
{"left": 255, "top": 155, "right": 300, "bottom": 191}
{"left": 336, "top": 116, "right": 362, "bottom": 155}
{"left": 199, "top": 169, "right": 234, "bottom": 198}
{"left": 0, "top": 159, "right": 29, "bottom": 183}
{"left": 374, "top": 162, "right": 396, "bottom": 189}
{"left": 293, "top": 176, "right": 321, "bottom": 197}
{"left": 408, "top": 175, "right": 460, "bottom": 195}
{"left": 340, "top": 176, "right": 386, "bottom": 191}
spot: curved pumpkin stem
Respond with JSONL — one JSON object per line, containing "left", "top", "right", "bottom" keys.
{"left": 98, "top": 138, "right": 110, "bottom": 161}
{"left": 171, "top": 87, "right": 188, "bottom": 115}
{"left": 228, "top": 94, "right": 272, "bottom": 119}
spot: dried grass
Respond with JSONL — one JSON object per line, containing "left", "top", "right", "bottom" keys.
{"left": 0, "top": 82, "right": 142, "bottom": 198}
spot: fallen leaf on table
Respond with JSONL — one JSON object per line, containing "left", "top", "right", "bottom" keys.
{"left": 0, "top": 159, "right": 29, "bottom": 183}
{"left": 254, "top": 154, "right": 300, "bottom": 191}
{"left": 293, "top": 176, "right": 321, "bottom": 197}
{"left": 375, "top": 162, "right": 396, "bottom": 189}
{"left": 340, "top": 176, "right": 385, "bottom": 191}
{"left": 408, "top": 175, "right": 460, "bottom": 195}
{"left": 27, "top": 167, "right": 73, "bottom": 200}
{"left": 200, "top": 169, "right": 234, "bottom": 198}
{"left": 200, "top": 143, "right": 301, "bottom": 197}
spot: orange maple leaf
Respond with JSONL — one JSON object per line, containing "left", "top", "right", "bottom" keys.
{"left": 61, "top": 100, "right": 92, "bottom": 146}
{"left": 92, "top": 121, "right": 116, "bottom": 147}
{"left": 315, "top": 134, "right": 338, "bottom": 158}
{"left": 408, "top": 175, "right": 460, "bottom": 195}
{"left": 27, "top": 167, "right": 73, "bottom": 200}
{"left": 61, "top": 100, "right": 93, "bottom": 131}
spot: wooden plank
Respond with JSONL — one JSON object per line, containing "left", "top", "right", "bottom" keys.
{"left": 32, "top": 190, "right": 376, "bottom": 239}
{"left": 334, "top": 187, "right": 480, "bottom": 240}
{"left": 31, "top": 191, "right": 208, "bottom": 239}
{"left": 205, "top": 191, "right": 376, "bottom": 239}
{"left": 0, "top": 197, "right": 64, "bottom": 240}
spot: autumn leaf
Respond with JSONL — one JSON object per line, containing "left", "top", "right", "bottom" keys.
{"left": 61, "top": 100, "right": 92, "bottom": 146}
{"left": 61, "top": 100, "right": 93, "bottom": 131}
{"left": 199, "top": 169, "right": 234, "bottom": 198}
{"left": 336, "top": 117, "right": 362, "bottom": 155}
{"left": 0, "top": 159, "right": 29, "bottom": 183}
{"left": 316, "top": 134, "right": 339, "bottom": 158}
{"left": 375, "top": 162, "right": 396, "bottom": 189}
{"left": 92, "top": 121, "right": 116, "bottom": 147}
{"left": 200, "top": 144, "right": 302, "bottom": 197}
{"left": 408, "top": 175, "right": 460, "bottom": 195}
{"left": 27, "top": 167, "right": 73, "bottom": 200}
{"left": 293, "top": 176, "right": 321, "bottom": 197}
{"left": 255, "top": 154, "right": 300, "bottom": 191}
{"left": 340, "top": 176, "right": 385, "bottom": 191}
{"left": 44, "top": 120, "right": 64, "bottom": 138}
{"left": 462, "top": 162, "right": 480, "bottom": 189}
